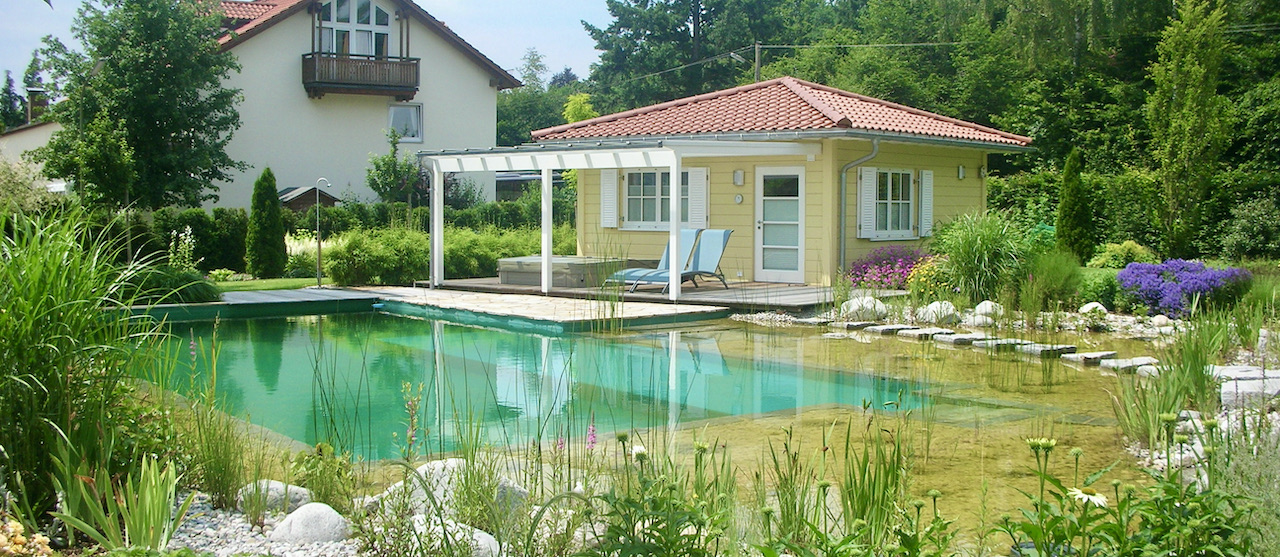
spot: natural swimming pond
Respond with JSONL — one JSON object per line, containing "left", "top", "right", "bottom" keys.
{"left": 158, "top": 313, "right": 939, "bottom": 460}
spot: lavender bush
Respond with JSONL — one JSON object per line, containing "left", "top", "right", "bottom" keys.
{"left": 1117, "top": 259, "right": 1252, "bottom": 317}
{"left": 847, "top": 245, "right": 926, "bottom": 290}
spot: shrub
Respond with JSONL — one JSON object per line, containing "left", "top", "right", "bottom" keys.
{"left": 127, "top": 266, "right": 222, "bottom": 304}
{"left": 1221, "top": 198, "right": 1280, "bottom": 261}
{"left": 209, "top": 207, "right": 248, "bottom": 272}
{"left": 931, "top": 211, "right": 1028, "bottom": 303}
{"left": 1018, "top": 248, "right": 1081, "bottom": 315}
{"left": 1056, "top": 148, "right": 1096, "bottom": 261}
{"left": 1087, "top": 240, "right": 1159, "bottom": 269}
{"left": 207, "top": 268, "right": 236, "bottom": 282}
{"left": 1117, "top": 259, "right": 1252, "bottom": 317}
{"left": 846, "top": 245, "right": 926, "bottom": 290}
{"left": 246, "top": 168, "right": 287, "bottom": 278}
{"left": 1077, "top": 268, "right": 1121, "bottom": 310}
{"left": 152, "top": 208, "right": 215, "bottom": 271}
{"left": 986, "top": 171, "right": 1059, "bottom": 231}
{"left": 325, "top": 229, "right": 430, "bottom": 286}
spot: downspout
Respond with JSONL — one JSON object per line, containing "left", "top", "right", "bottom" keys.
{"left": 838, "top": 139, "right": 880, "bottom": 271}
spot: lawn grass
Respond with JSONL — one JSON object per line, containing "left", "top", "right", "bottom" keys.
{"left": 215, "top": 278, "right": 333, "bottom": 292}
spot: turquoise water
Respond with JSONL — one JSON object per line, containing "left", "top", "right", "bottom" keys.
{"left": 159, "top": 313, "right": 927, "bottom": 460}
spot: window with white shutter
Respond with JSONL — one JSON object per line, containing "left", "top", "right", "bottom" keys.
{"left": 600, "top": 169, "right": 618, "bottom": 228}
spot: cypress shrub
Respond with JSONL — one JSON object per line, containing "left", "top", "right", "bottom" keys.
{"left": 210, "top": 207, "right": 248, "bottom": 272}
{"left": 246, "top": 168, "right": 287, "bottom": 278}
{"left": 1056, "top": 148, "right": 1095, "bottom": 261}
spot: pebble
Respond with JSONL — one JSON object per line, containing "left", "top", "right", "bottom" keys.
{"left": 170, "top": 493, "right": 358, "bottom": 557}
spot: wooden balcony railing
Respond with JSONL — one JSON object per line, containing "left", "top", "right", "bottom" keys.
{"left": 301, "top": 53, "right": 420, "bottom": 101}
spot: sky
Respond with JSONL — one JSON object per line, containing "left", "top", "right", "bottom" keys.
{"left": 0, "top": 0, "right": 612, "bottom": 88}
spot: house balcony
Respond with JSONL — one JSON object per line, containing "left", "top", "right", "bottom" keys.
{"left": 301, "top": 53, "right": 420, "bottom": 101}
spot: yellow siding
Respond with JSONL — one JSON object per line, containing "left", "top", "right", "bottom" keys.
{"left": 576, "top": 138, "right": 988, "bottom": 286}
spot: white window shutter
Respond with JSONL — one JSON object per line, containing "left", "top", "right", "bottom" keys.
{"left": 857, "top": 167, "right": 877, "bottom": 238}
{"left": 600, "top": 169, "right": 618, "bottom": 228}
{"left": 687, "top": 168, "right": 708, "bottom": 228}
{"left": 919, "top": 169, "right": 934, "bottom": 237}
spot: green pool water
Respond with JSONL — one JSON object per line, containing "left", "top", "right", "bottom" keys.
{"left": 157, "top": 313, "right": 931, "bottom": 460}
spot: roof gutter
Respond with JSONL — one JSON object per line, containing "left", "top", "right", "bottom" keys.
{"left": 838, "top": 139, "right": 880, "bottom": 272}
{"left": 534, "top": 129, "right": 1033, "bottom": 153}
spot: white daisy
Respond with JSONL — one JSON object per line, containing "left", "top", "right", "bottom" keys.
{"left": 1068, "top": 487, "right": 1108, "bottom": 507}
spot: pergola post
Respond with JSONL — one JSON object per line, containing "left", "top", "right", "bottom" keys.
{"left": 668, "top": 156, "right": 682, "bottom": 300}
{"left": 540, "top": 168, "right": 554, "bottom": 294}
{"left": 431, "top": 164, "right": 444, "bottom": 288}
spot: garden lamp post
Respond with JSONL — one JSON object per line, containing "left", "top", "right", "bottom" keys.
{"left": 315, "top": 177, "right": 330, "bottom": 288}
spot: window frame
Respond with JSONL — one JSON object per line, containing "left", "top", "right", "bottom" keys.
{"left": 619, "top": 168, "right": 691, "bottom": 231}
{"left": 388, "top": 103, "right": 423, "bottom": 143}
{"left": 871, "top": 168, "right": 915, "bottom": 240}
{"left": 319, "top": 0, "right": 392, "bottom": 57}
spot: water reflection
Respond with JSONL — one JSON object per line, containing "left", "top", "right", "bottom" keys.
{"left": 160, "top": 313, "right": 927, "bottom": 460}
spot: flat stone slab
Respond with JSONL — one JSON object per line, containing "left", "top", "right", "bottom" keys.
{"left": 972, "top": 338, "right": 1033, "bottom": 351}
{"left": 1061, "top": 351, "right": 1118, "bottom": 365}
{"left": 898, "top": 327, "right": 954, "bottom": 340}
{"left": 1221, "top": 378, "right": 1280, "bottom": 410}
{"left": 865, "top": 324, "right": 918, "bottom": 335}
{"left": 933, "top": 333, "right": 994, "bottom": 346}
{"left": 1211, "top": 365, "right": 1270, "bottom": 381}
{"left": 1099, "top": 356, "right": 1159, "bottom": 371}
{"left": 1017, "top": 343, "right": 1078, "bottom": 357}
{"left": 795, "top": 317, "right": 833, "bottom": 326}
{"left": 832, "top": 321, "right": 876, "bottom": 330}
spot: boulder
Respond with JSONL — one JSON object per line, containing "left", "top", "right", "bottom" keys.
{"left": 975, "top": 300, "right": 1005, "bottom": 318}
{"left": 1078, "top": 302, "right": 1108, "bottom": 314}
{"left": 915, "top": 301, "right": 960, "bottom": 325}
{"left": 840, "top": 297, "right": 887, "bottom": 321}
{"left": 268, "top": 502, "right": 349, "bottom": 544}
{"left": 412, "top": 515, "right": 499, "bottom": 557}
{"left": 966, "top": 315, "right": 996, "bottom": 328}
{"left": 237, "top": 480, "right": 311, "bottom": 514}
{"left": 1151, "top": 315, "right": 1173, "bottom": 327}
{"left": 367, "top": 458, "right": 527, "bottom": 520}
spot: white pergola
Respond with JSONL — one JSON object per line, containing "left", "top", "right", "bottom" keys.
{"left": 419, "top": 139, "right": 821, "bottom": 300}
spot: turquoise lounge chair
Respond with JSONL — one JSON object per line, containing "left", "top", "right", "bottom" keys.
{"left": 606, "top": 228, "right": 702, "bottom": 292}
{"left": 623, "top": 229, "right": 734, "bottom": 293}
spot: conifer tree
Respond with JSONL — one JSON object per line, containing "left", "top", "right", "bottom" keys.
{"left": 246, "top": 168, "right": 287, "bottom": 278}
{"left": 1056, "top": 148, "right": 1094, "bottom": 260}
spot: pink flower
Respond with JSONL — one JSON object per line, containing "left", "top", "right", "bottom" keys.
{"left": 556, "top": 437, "right": 565, "bottom": 451}
{"left": 586, "top": 421, "right": 597, "bottom": 450}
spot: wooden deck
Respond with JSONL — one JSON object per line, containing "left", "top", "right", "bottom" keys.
{"left": 439, "top": 277, "right": 839, "bottom": 313}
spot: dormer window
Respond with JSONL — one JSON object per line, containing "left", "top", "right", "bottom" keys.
{"left": 319, "top": 0, "right": 391, "bottom": 57}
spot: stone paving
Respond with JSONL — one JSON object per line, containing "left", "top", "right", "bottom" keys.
{"left": 362, "top": 286, "right": 729, "bottom": 325}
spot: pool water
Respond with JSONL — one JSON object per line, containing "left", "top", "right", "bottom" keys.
{"left": 157, "top": 313, "right": 931, "bottom": 460}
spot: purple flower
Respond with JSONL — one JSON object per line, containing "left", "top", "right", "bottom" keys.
{"left": 586, "top": 421, "right": 597, "bottom": 450}
{"left": 556, "top": 437, "right": 565, "bottom": 452}
{"left": 1117, "top": 259, "right": 1252, "bottom": 317}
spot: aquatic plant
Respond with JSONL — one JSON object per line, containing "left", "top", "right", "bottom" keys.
{"left": 53, "top": 457, "right": 195, "bottom": 551}
{"left": 1117, "top": 259, "right": 1251, "bottom": 317}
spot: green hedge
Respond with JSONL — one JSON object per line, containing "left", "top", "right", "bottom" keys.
{"left": 324, "top": 224, "right": 576, "bottom": 286}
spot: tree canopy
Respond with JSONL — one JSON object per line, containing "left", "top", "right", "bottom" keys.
{"left": 29, "top": 0, "right": 242, "bottom": 210}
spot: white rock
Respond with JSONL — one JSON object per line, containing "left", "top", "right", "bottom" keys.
{"left": 1221, "top": 378, "right": 1280, "bottom": 410}
{"left": 268, "top": 503, "right": 349, "bottom": 544}
{"left": 1136, "top": 365, "right": 1160, "bottom": 378}
{"left": 368, "top": 458, "right": 527, "bottom": 520}
{"left": 1079, "top": 302, "right": 1108, "bottom": 314}
{"left": 1151, "top": 315, "right": 1172, "bottom": 327}
{"left": 915, "top": 301, "right": 960, "bottom": 324}
{"left": 975, "top": 300, "right": 1005, "bottom": 318}
{"left": 412, "top": 515, "right": 499, "bottom": 557}
{"left": 840, "top": 297, "right": 887, "bottom": 321}
{"left": 237, "top": 480, "right": 311, "bottom": 514}
{"left": 966, "top": 315, "right": 996, "bottom": 328}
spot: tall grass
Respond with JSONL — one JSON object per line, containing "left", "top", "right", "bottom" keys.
{"left": 183, "top": 324, "right": 249, "bottom": 509}
{"left": 0, "top": 208, "right": 162, "bottom": 520}
{"left": 931, "top": 211, "right": 1027, "bottom": 303}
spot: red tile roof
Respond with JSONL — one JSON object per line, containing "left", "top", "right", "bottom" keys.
{"left": 532, "top": 77, "right": 1031, "bottom": 147}
{"left": 220, "top": 0, "right": 276, "bottom": 21}
{"left": 216, "top": 0, "right": 520, "bottom": 90}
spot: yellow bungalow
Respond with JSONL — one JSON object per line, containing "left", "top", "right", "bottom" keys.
{"left": 418, "top": 77, "right": 1031, "bottom": 300}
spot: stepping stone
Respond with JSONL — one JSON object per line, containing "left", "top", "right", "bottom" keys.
{"left": 832, "top": 321, "right": 876, "bottom": 330}
{"left": 1211, "top": 365, "right": 1269, "bottom": 381}
{"left": 933, "top": 333, "right": 994, "bottom": 346}
{"left": 972, "top": 338, "right": 1033, "bottom": 351}
{"left": 1061, "top": 351, "right": 1118, "bottom": 366}
{"left": 1017, "top": 343, "right": 1077, "bottom": 357}
{"left": 865, "top": 324, "right": 918, "bottom": 335}
{"left": 898, "top": 327, "right": 954, "bottom": 340}
{"left": 796, "top": 317, "right": 833, "bottom": 326}
{"left": 1221, "top": 378, "right": 1280, "bottom": 410}
{"left": 822, "top": 332, "right": 849, "bottom": 339}
{"left": 1099, "top": 356, "right": 1159, "bottom": 372}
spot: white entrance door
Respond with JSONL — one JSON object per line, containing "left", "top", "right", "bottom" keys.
{"left": 755, "top": 167, "right": 805, "bottom": 283}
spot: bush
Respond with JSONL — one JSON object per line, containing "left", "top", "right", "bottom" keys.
{"left": 325, "top": 229, "right": 430, "bottom": 286}
{"left": 1018, "top": 248, "right": 1081, "bottom": 315}
{"left": 442, "top": 224, "right": 575, "bottom": 279}
{"left": 986, "top": 171, "right": 1059, "bottom": 231}
{"left": 152, "top": 208, "right": 216, "bottom": 272}
{"left": 246, "top": 168, "right": 287, "bottom": 278}
{"left": 1087, "top": 240, "right": 1159, "bottom": 269}
{"left": 209, "top": 208, "right": 248, "bottom": 272}
{"left": 846, "top": 245, "right": 926, "bottom": 290}
{"left": 127, "top": 266, "right": 221, "bottom": 304}
{"left": 1221, "top": 198, "right": 1280, "bottom": 261}
{"left": 1077, "top": 268, "right": 1121, "bottom": 310}
{"left": 1117, "top": 259, "right": 1252, "bottom": 317}
{"left": 931, "top": 211, "right": 1028, "bottom": 303}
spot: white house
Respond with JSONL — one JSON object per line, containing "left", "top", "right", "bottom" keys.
{"left": 0, "top": 0, "right": 519, "bottom": 207}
